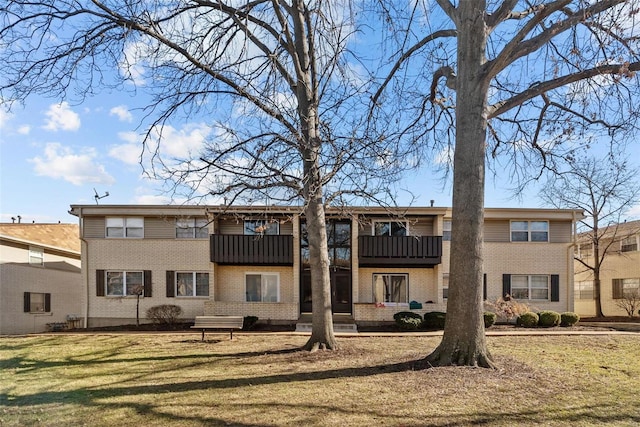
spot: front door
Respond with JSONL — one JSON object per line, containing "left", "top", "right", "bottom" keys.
{"left": 300, "top": 219, "right": 352, "bottom": 314}
{"left": 300, "top": 270, "right": 352, "bottom": 314}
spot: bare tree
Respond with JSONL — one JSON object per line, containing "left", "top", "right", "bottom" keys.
{"left": 615, "top": 289, "right": 640, "bottom": 317}
{"left": 372, "top": 1, "right": 640, "bottom": 367}
{"left": 540, "top": 154, "right": 640, "bottom": 317}
{"left": 1, "top": 1, "right": 409, "bottom": 351}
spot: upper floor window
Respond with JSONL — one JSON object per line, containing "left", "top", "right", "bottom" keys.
{"left": 29, "top": 246, "right": 44, "bottom": 266}
{"left": 578, "top": 243, "right": 592, "bottom": 259}
{"left": 511, "top": 221, "right": 548, "bottom": 242}
{"left": 373, "top": 273, "right": 408, "bottom": 305}
{"left": 443, "top": 220, "right": 451, "bottom": 241}
{"left": 176, "top": 272, "right": 209, "bottom": 297}
{"left": 106, "top": 217, "right": 144, "bottom": 238}
{"left": 244, "top": 220, "right": 279, "bottom": 235}
{"left": 176, "top": 218, "right": 209, "bottom": 239}
{"left": 245, "top": 273, "right": 279, "bottom": 302}
{"left": 373, "top": 221, "right": 407, "bottom": 237}
{"left": 621, "top": 235, "right": 638, "bottom": 252}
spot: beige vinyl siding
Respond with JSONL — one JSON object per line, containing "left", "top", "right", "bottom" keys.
{"left": 358, "top": 222, "right": 373, "bottom": 237}
{"left": 280, "top": 221, "right": 293, "bottom": 235}
{"left": 144, "top": 217, "right": 175, "bottom": 239}
{"left": 410, "top": 217, "right": 433, "bottom": 236}
{"left": 484, "top": 220, "right": 510, "bottom": 242}
{"left": 218, "top": 220, "right": 244, "bottom": 234}
{"left": 83, "top": 217, "right": 106, "bottom": 238}
{"left": 549, "top": 221, "right": 572, "bottom": 243}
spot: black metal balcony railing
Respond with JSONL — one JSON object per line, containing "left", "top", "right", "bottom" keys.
{"left": 210, "top": 234, "right": 294, "bottom": 265}
{"left": 358, "top": 235, "right": 442, "bottom": 267}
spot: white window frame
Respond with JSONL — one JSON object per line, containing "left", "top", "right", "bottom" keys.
{"left": 244, "top": 220, "right": 279, "bottom": 235}
{"left": 510, "top": 221, "right": 549, "bottom": 242}
{"left": 575, "top": 280, "right": 594, "bottom": 300}
{"left": 443, "top": 220, "right": 451, "bottom": 241}
{"left": 621, "top": 235, "right": 639, "bottom": 253}
{"left": 372, "top": 220, "right": 408, "bottom": 237}
{"left": 176, "top": 218, "right": 209, "bottom": 239}
{"left": 29, "top": 246, "right": 44, "bottom": 266}
{"left": 373, "top": 273, "right": 409, "bottom": 305}
{"left": 106, "top": 217, "right": 144, "bottom": 238}
{"left": 510, "top": 275, "right": 550, "bottom": 300}
{"left": 105, "top": 271, "right": 144, "bottom": 296}
{"left": 175, "top": 271, "right": 209, "bottom": 297}
{"left": 245, "top": 272, "right": 280, "bottom": 302}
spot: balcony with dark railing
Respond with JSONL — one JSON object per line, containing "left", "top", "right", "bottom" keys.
{"left": 210, "top": 234, "right": 294, "bottom": 265}
{"left": 358, "top": 235, "right": 442, "bottom": 267}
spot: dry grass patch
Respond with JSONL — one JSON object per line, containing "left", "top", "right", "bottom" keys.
{"left": 1, "top": 333, "right": 639, "bottom": 426}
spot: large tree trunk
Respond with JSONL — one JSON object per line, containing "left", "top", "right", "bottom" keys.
{"left": 426, "top": 1, "right": 495, "bottom": 368}
{"left": 292, "top": 0, "right": 337, "bottom": 351}
{"left": 303, "top": 196, "right": 338, "bottom": 351}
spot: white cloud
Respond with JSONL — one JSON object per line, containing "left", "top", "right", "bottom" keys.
{"left": 110, "top": 105, "right": 133, "bottom": 122}
{"left": 30, "top": 142, "right": 115, "bottom": 186}
{"left": 109, "top": 131, "right": 143, "bottom": 165}
{"left": 109, "top": 123, "right": 212, "bottom": 167}
{"left": 626, "top": 202, "right": 640, "bottom": 221}
{"left": 43, "top": 102, "right": 81, "bottom": 132}
{"left": 17, "top": 125, "right": 31, "bottom": 135}
{"left": 0, "top": 109, "right": 12, "bottom": 131}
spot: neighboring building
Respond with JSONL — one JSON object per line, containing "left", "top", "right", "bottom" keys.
{"left": 0, "top": 223, "right": 82, "bottom": 335}
{"left": 68, "top": 205, "right": 581, "bottom": 328}
{"left": 574, "top": 220, "right": 640, "bottom": 317}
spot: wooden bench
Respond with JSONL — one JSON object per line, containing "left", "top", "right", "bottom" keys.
{"left": 191, "top": 316, "right": 244, "bottom": 341}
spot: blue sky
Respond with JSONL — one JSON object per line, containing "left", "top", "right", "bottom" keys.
{"left": 1, "top": 91, "right": 639, "bottom": 225}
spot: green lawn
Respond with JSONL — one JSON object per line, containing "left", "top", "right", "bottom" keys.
{"left": 1, "top": 333, "right": 639, "bottom": 426}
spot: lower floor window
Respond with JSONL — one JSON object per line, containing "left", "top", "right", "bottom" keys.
{"left": 24, "top": 292, "right": 50, "bottom": 312}
{"left": 246, "top": 273, "right": 279, "bottom": 302}
{"left": 373, "top": 273, "right": 408, "bottom": 304}
{"left": 613, "top": 278, "right": 640, "bottom": 299}
{"left": 107, "top": 271, "right": 144, "bottom": 296}
{"left": 575, "top": 281, "right": 594, "bottom": 300}
{"left": 511, "top": 275, "right": 549, "bottom": 300}
{"left": 176, "top": 272, "right": 209, "bottom": 297}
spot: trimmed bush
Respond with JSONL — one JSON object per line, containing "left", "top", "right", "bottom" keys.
{"left": 393, "top": 311, "right": 423, "bottom": 330}
{"left": 538, "top": 310, "right": 561, "bottom": 327}
{"left": 560, "top": 312, "right": 580, "bottom": 327}
{"left": 146, "top": 304, "right": 183, "bottom": 325}
{"left": 423, "top": 311, "right": 446, "bottom": 329}
{"left": 484, "top": 312, "right": 497, "bottom": 328}
{"left": 517, "top": 312, "right": 539, "bottom": 328}
{"left": 243, "top": 316, "right": 259, "bottom": 330}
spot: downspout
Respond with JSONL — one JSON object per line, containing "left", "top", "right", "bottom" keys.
{"left": 78, "top": 207, "right": 90, "bottom": 328}
{"left": 567, "top": 210, "right": 578, "bottom": 313}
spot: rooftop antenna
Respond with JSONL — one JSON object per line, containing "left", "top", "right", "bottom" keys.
{"left": 94, "top": 188, "right": 110, "bottom": 205}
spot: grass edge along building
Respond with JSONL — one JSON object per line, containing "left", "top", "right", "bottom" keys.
{"left": 69, "top": 205, "right": 583, "bottom": 329}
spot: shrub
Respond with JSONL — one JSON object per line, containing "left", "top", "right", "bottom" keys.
{"left": 560, "top": 312, "right": 580, "bottom": 327}
{"left": 394, "top": 311, "right": 423, "bottom": 330}
{"left": 423, "top": 311, "right": 446, "bottom": 329}
{"left": 484, "top": 312, "right": 497, "bottom": 328}
{"left": 517, "top": 312, "right": 539, "bottom": 328}
{"left": 243, "top": 316, "right": 259, "bottom": 330}
{"left": 484, "top": 296, "right": 533, "bottom": 322}
{"left": 538, "top": 310, "right": 561, "bottom": 327}
{"left": 146, "top": 304, "right": 183, "bottom": 325}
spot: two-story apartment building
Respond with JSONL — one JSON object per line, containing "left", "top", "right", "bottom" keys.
{"left": 0, "top": 223, "right": 82, "bottom": 334}
{"left": 69, "top": 205, "right": 581, "bottom": 328}
{"left": 574, "top": 220, "right": 640, "bottom": 317}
